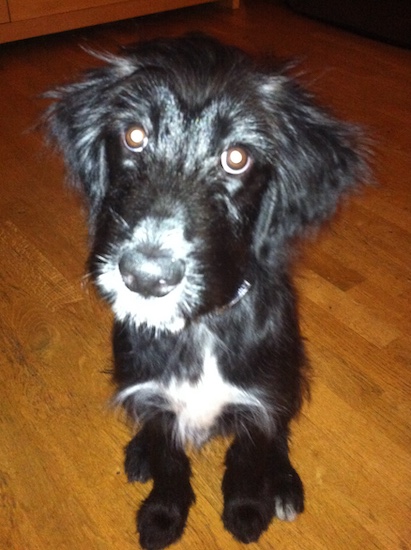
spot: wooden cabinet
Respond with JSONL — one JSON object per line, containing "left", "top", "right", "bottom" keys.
{"left": 0, "top": 0, "right": 10, "bottom": 24}
{"left": 0, "top": 0, "right": 238, "bottom": 43}
{"left": 8, "top": 0, "right": 127, "bottom": 21}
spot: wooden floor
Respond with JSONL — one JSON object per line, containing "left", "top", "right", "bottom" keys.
{"left": 0, "top": 1, "right": 410, "bottom": 548}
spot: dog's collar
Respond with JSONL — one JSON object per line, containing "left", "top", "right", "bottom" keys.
{"left": 230, "top": 280, "right": 251, "bottom": 307}
{"left": 217, "top": 280, "right": 251, "bottom": 313}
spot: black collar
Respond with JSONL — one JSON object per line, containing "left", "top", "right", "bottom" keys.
{"left": 216, "top": 280, "right": 251, "bottom": 314}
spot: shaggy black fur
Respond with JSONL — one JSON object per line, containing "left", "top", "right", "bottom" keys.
{"left": 45, "top": 34, "right": 367, "bottom": 549}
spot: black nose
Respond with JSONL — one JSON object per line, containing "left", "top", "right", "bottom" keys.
{"left": 119, "top": 246, "right": 186, "bottom": 298}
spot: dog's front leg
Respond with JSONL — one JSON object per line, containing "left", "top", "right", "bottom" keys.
{"left": 222, "top": 428, "right": 304, "bottom": 543}
{"left": 135, "top": 415, "right": 195, "bottom": 550}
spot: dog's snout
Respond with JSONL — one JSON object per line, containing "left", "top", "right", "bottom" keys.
{"left": 119, "top": 246, "right": 186, "bottom": 298}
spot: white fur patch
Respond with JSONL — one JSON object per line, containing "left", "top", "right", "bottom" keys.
{"left": 95, "top": 216, "right": 204, "bottom": 333}
{"left": 116, "top": 331, "right": 272, "bottom": 446}
{"left": 275, "top": 498, "right": 298, "bottom": 522}
{"left": 96, "top": 264, "right": 189, "bottom": 333}
{"left": 167, "top": 343, "right": 266, "bottom": 446}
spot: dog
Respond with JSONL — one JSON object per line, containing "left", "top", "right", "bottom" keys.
{"left": 45, "top": 34, "right": 367, "bottom": 549}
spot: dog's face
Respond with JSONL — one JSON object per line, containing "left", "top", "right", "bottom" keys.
{"left": 91, "top": 73, "right": 272, "bottom": 331}
{"left": 46, "top": 35, "right": 366, "bottom": 332}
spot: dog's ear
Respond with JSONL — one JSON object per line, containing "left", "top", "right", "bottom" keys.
{"left": 255, "top": 75, "right": 369, "bottom": 257}
{"left": 44, "top": 59, "right": 133, "bottom": 225}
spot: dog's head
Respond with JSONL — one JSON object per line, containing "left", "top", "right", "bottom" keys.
{"left": 46, "top": 35, "right": 367, "bottom": 332}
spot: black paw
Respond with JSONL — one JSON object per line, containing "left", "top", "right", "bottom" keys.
{"left": 137, "top": 488, "right": 195, "bottom": 550}
{"left": 223, "top": 496, "right": 273, "bottom": 544}
{"left": 124, "top": 434, "right": 151, "bottom": 483}
{"left": 273, "top": 469, "right": 304, "bottom": 521}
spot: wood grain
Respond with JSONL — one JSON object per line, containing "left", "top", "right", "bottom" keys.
{"left": 0, "top": 1, "right": 409, "bottom": 549}
{"left": 0, "top": 0, "right": 9, "bottom": 23}
{"left": 0, "top": 0, "right": 237, "bottom": 43}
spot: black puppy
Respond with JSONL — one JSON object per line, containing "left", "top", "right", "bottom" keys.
{"left": 46, "top": 35, "right": 367, "bottom": 549}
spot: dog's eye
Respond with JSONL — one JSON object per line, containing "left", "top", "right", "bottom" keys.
{"left": 221, "top": 146, "right": 251, "bottom": 175}
{"left": 124, "top": 126, "right": 148, "bottom": 152}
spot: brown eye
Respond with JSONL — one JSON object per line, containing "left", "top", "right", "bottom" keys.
{"left": 221, "top": 146, "right": 251, "bottom": 175}
{"left": 124, "top": 126, "right": 148, "bottom": 151}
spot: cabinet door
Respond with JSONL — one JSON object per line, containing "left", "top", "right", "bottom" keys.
{"left": 0, "top": 0, "right": 10, "bottom": 23}
{"left": 8, "top": 0, "right": 124, "bottom": 21}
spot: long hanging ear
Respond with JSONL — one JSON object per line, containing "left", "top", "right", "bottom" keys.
{"left": 255, "top": 75, "right": 369, "bottom": 257}
{"left": 44, "top": 56, "right": 136, "bottom": 225}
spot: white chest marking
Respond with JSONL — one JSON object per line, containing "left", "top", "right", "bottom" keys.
{"left": 167, "top": 345, "right": 248, "bottom": 445}
{"left": 116, "top": 339, "right": 270, "bottom": 447}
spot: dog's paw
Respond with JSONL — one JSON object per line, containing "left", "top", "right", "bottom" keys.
{"left": 273, "top": 469, "right": 304, "bottom": 522}
{"left": 137, "top": 488, "right": 194, "bottom": 550}
{"left": 124, "top": 434, "right": 151, "bottom": 483}
{"left": 222, "top": 496, "right": 273, "bottom": 544}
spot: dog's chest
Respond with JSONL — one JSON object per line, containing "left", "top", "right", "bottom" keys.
{"left": 120, "top": 330, "right": 263, "bottom": 446}
{"left": 165, "top": 343, "right": 243, "bottom": 445}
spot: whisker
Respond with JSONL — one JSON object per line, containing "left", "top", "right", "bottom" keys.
{"left": 109, "top": 207, "right": 131, "bottom": 231}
